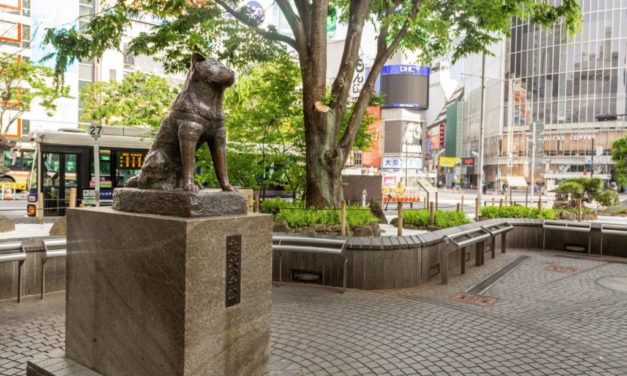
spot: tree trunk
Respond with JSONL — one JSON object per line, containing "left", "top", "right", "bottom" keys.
{"left": 304, "top": 125, "right": 345, "bottom": 208}
{"left": 302, "top": 92, "right": 346, "bottom": 207}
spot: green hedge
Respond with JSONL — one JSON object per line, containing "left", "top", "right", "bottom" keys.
{"left": 402, "top": 210, "right": 471, "bottom": 229}
{"left": 275, "top": 206, "right": 379, "bottom": 228}
{"left": 260, "top": 198, "right": 299, "bottom": 216}
{"left": 480, "top": 205, "right": 557, "bottom": 219}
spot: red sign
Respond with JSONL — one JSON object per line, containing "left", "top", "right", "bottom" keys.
{"left": 461, "top": 157, "right": 474, "bottom": 167}
{"left": 439, "top": 123, "right": 445, "bottom": 147}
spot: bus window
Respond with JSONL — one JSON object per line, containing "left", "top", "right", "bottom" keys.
{"left": 2, "top": 150, "right": 17, "bottom": 169}
{"left": 90, "top": 149, "right": 112, "bottom": 189}
{"left": 23, "top": 151, "right": 34, "bottom": 170}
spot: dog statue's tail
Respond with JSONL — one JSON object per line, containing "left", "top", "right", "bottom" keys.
{"left": 125, "top": 175, "right": 139, "bottom": 188}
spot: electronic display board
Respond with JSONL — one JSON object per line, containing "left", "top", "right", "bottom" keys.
{"left": 380, "top": 65, "right": 430, "bottom": 109}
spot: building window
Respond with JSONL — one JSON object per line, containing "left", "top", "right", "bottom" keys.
{"left": 21, "top": 119, "right": 29, "bottom": 135}
{"left": 21, "top": 23, "right": 30, "bottom": 48}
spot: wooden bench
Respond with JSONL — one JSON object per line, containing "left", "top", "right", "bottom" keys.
{"left": 0, "top": 241, "right": 26, "bottom": 302}
{"left": 42, "top": 238, "right": 67, "bottom": 299}
{"left": 272, "top": 236, "right": 348, "bottom": 291}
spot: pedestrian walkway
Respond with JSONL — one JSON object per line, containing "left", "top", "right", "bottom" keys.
{"left": 0, "top": 223, "right": 52, "bottom": 241}
{"left": 2, "top": 249, "right": 627, "bottom": 375}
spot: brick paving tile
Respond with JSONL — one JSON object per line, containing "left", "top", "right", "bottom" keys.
{"left": 3, "top": 251, "right": 627, "bottom": 375}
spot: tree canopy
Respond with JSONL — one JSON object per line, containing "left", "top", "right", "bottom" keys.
{"left": 0, "top": 54, "right": 69, "bottom": 135}
{"left": 43, "top": 0, "right": 581, "bottom": 207}
{"left": 79, "top": 70, "right": 178, "bottom": 128}
{"left": 612, "top": 136, "right": 627, "bottom": 186}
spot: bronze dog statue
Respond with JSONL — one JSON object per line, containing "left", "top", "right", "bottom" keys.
{"left": 126, "top": 53, "right": 235, "bottom": 192}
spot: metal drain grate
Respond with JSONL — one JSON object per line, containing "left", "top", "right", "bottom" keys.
{"left": 450, "top": 293, "right": 497, "bottom": 306}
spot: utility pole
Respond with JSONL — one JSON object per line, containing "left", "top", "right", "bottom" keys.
{"left": 530, "top": 122, "right": 536, "bottom": 206}
{"left": 477, "top": 53, "right": 486, "bottom": 213}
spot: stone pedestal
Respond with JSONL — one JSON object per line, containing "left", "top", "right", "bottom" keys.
{"left": 28, "top": 207, "right": 272, "bottom": 376}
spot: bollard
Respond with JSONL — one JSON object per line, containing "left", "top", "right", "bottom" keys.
{"left": 435, "top": 191, "right": 439, "bottom": 211}
{"left": 461, "top": 195, "right": 464, "bottom": 210}
{"left": 255, "top": 194, "right": 261, "bottom": 213}
{"left": 475, "top": 197, "right": 480, "bottom": 221}
{"left": 456, "top": 203, "right": 461, "bottom": 212}
{"left": 525, "top": 189, "right": 529, "bottom": 207}
{"left": 492, "top": 197, "right": 495, "bottom": 206}
{"left": 509, "top": 187, "right": 513, "bottom": 205}
{"left": 499, "top": 198, "right": 503, "bottom": 208}
{"left": 340, "top": 200, "right": 347, "bottom": 236}
{"left": 397, "top": 201, "right": 403, "bottom": 236}
{"left": 37, "top": 194, "right": 44, "bottom": 224}
{"left": 538, "top": 195, "right": 542, "bottom": 211}
{"left": 69, "top": 187, "right": 77, "bottom": 208}
{"left": 429, "top": 202, "right": 435, "bottom": 226}
{"left": 425, "top": 192, "right": 430, "bottom": 209}
{"left": 577, "top": 198, "right": 582, "bottom": 221}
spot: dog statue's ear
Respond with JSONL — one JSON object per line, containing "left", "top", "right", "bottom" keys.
{"left": 191, "top": 52, "right": 206, "bottom": 65}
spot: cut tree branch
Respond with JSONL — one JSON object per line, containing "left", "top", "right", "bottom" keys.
{"left": 214, "top": 0, "right": 297, "bottom": 48}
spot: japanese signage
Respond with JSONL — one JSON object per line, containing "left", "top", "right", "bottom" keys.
{"left": 439, "top": 156, "right": 460, "bottom": 168}
{"left": 350, "top": 57, "right": 365, "bottom": 100}
{"left": 439, "top": 123, "right": 445, "bottom": 148}
{"left": 381, "top": 157, "right": 422, "bottom": 170}
{"left": 118, "top": 152, "right": 144, "bottom": 169}
{"left": 461, "top": 158, "right": 474, "bottom": 167}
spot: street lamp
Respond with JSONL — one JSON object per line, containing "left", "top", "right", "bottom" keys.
{"left": 435, "top": 149, "right": 446, "bottom": 187}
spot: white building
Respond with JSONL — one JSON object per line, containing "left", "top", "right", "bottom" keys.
{"left": 0, "top": 0, "right": 182, "bottom": 139}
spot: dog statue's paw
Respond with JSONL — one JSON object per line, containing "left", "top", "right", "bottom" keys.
{"left": 222, "top": 184, "right": 237, "bottom": 192}
{"left": 184, "top": 181, "right": 199, "bottom": 192}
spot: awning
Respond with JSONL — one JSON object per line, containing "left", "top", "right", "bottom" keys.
{"left": 506, "top": 176, "right": 528, "bottom": 187}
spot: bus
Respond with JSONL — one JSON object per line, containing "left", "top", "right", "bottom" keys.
{"left": 26, "top": 126, "right": 153, "bottom": 216}
{"left": 1, "top": 141, "right": 36, "bottom": 191}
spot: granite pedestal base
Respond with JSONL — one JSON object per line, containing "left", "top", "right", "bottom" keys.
{"left": 28, "top": 207, "right": 272, "bottom": 376}
{"left": 112, "top": 188, "right": 248, "bottom": 217}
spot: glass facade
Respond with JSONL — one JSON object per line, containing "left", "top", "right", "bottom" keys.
{"left": 500, "top": 0, "right": 627, "bottom": 187}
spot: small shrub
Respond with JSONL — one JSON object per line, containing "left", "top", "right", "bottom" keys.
{"left": 260, "top": 198, "right": 297, "bottom": 215}
{"left": 435, "top": 210, "right": 471, "bottom": 228}
{"left": 556, "top": 181, "right": 584, "bottom": 199}
{"left": 480, "top": 205, "right": 556, "bottom": 219}
{"left": 595, "top": 190, "right": 619, "bottom": 207}
{"left": 275, "top": 205, "right": 378, "bottom": 228}
{"left": 402, "top": 209, "right": 470, "bottom": 229}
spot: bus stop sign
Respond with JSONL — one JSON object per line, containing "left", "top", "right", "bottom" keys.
{"left": 89, "top": 124, "right": 103, "bottom": 140}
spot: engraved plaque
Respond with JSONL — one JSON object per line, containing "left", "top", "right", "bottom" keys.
{"left": 226, "top": 235, "right": 241, "bottom": 307}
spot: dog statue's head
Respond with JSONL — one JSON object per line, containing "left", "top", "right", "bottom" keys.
{"left": 190, "top": 52, "right": 235, "bottom": 88}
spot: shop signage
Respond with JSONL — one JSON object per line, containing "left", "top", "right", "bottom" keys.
{"left": 461, "top": 157, "right": 474, "bottom": 167}
{"left": 439, "top": 156, "right": 460, "bottom": 168}
{"left": 542, "top": 134, "right": 596, "bottom": 142}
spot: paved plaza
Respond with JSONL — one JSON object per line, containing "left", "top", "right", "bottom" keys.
{"left": 2, "top": 249, "right": 627, "bottom": 375}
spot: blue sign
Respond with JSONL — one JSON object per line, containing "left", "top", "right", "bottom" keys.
{"left": 381, "top": 65, "right": 430, "bottom": 76}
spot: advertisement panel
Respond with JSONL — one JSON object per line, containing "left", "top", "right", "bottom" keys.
{"left": 439, "top": 156, "right": 460, "bottom": 168}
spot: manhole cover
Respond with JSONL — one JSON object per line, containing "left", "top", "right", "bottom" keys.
{"left": 450, "top": 293, "right": 497, "bottom": 306}
{"left": 546, "top": 265, "right": 581, "bottom": 273}
{"left": 597, "top": 277, "right": 627, "bottom": 293}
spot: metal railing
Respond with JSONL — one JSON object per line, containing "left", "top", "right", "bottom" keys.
{"left": 272, "top": 235, "right": 348, "bottom": 291}
{"left": 0, "top": 241, "right": 26, "bottom": 302}
{"left": 442, "top": 227, "right": 492, "bottom": 284}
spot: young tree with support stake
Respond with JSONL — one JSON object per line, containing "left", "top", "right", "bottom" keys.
{"left": 43, "top": 0, "right": 581, "bottom": 208}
